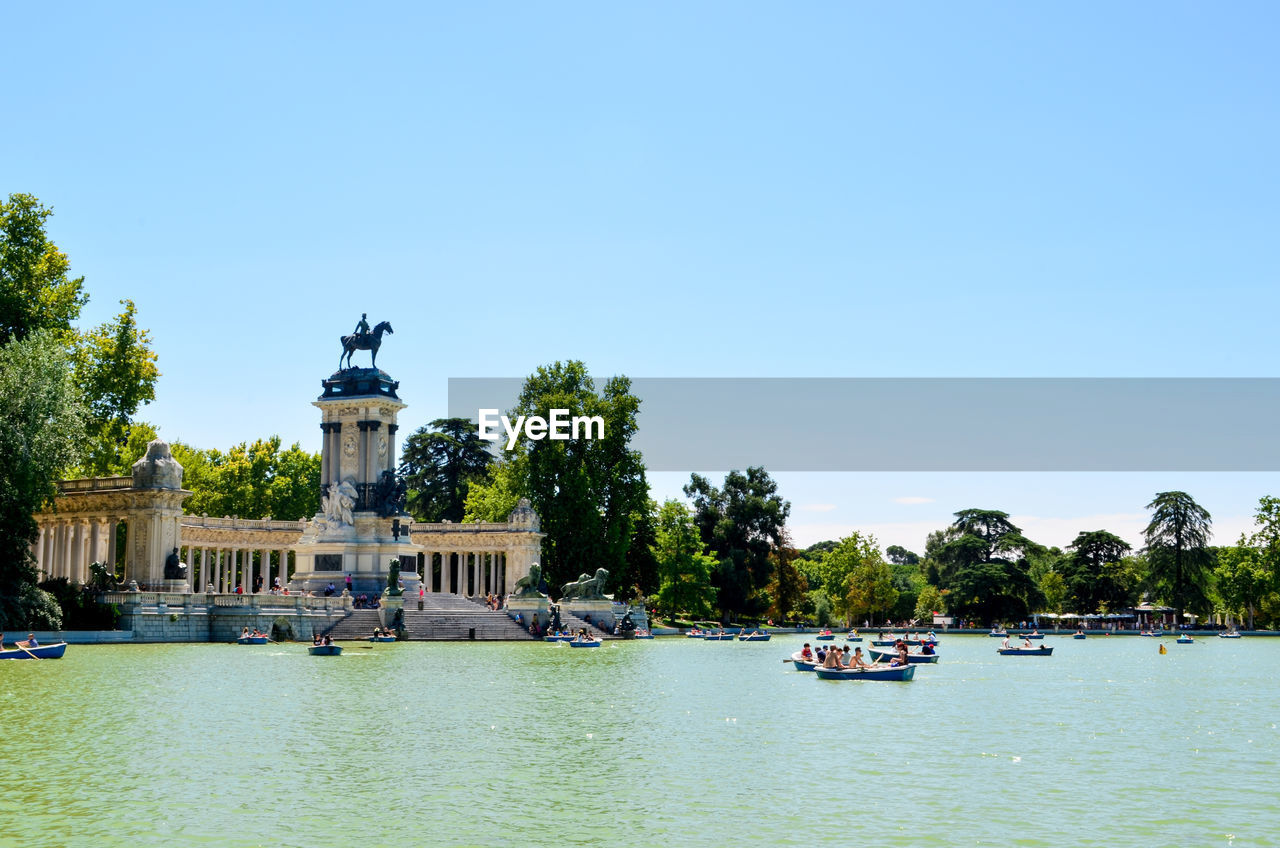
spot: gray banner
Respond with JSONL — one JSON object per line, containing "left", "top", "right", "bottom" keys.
{"left": 448, "top": 378, "right": 1280, "bottom": 471}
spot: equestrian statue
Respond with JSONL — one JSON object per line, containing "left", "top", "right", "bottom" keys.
{"left": 339, "top": 313, "right": 394, "bottom": 370}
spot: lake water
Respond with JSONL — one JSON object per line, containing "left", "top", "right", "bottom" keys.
{"left": 1, "top": 633, "right": 1275, "bottom": 847}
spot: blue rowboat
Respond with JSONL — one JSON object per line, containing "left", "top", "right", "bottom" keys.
{"left": 845, "top": 634, "right": 863, "bottom": 642}
{"left": 308, "top": 645, "right": 342, "bottom": 656}
{"left": 1219, "top": 632, "right": 1242, "bottom": 639}
{"left": 1020, "top": 633, "right": 1044, "bottom": 640}
{"left": 989, "top": 631, "right": 1009, "bottom": 637}
{"left": 368, "top": 636, "right": 396, "bottom": 642}
{"left": 1073, "top": 633, "right": 1087, "bottom": 639}
{"left": 997, "top": 646, "right": 1053, "bottom": 656}
{"left": 868, "top": 648, "right": 939, "bottom": 664}
{"left": 634, "top": 633, "right": 654, "bottom": 639}
{"left": 789, "top": 651, "right": 819, "bottom": 671}
{"left": 685, "top": 631, "right": 706, "bottom": 638}
{"left": 1176, "top": 636, "right": 1194, "bottom": 644}
{"left": 738, "top": 633, "right": 772, "bottom": 642}
{"left": 544, "top": 635, "right": 573, "bottom": 642}
{"left": 0, "top": 642, "right": 67, "bottom": 660}
{"left": 569, "top": 639, "right": 601, "bottom": 648}
{"left": 870, "top": 638, "right": 930, "bottom": 647}
{"left": 704, "top": 633, "right": 734, "bottom": 641}
{"left": 814, "top": 634, "right": 835, "bottom": 641}
{"left": 814, "top": 664, "right": 916, "bottom": 682}
{"left": 237, "top": 636, "right": 268, "bottom": 645}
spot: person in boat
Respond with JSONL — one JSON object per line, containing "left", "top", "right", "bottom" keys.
{"left": 800, "top": 642, "right": 813, "bottom": 660}
{"left": 1022, "top": 638, "right": 1033, "bottom": 649}
{"left": 840, "top": 645, "right": 853, "bottom": 667}
{"left": 323, "top": 634, "right": 333, "bottom": 646}
{"left": 242, "top": 626, "right": 250, "bottom": 638}
{"left": 1029, "top": 629, "right": 1041, "bottom": 637}
{"left": 822, "top": 646, "right": 843, "bottom": 668}
{"left": 920, "top": 641, "right": 936, "bottom": 655}
{"left": 21, "top": 633, "right": 38, "bottom": 648}
{"left": 896, "top": 642, "right": 909, "bottom": 666}
{"left": 1000, "top": 636, "right": 1011, "bottom": 649}
{"left": 851, "top": 647, "right": 871, "bottom": 669}
{"left": 1074, "top": 629, "right": 1084, "bottom": 637}
{"left": 815, "top": 645, "right": 827, "bottom": 663}
{"left": 313, "top": 634, "right": 323, "bottom": 645}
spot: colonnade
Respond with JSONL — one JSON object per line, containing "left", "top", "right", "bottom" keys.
{"left": 32, "top": 516, "right": 122, "bottom": 584}
{"left": 185, "top": 545, "right": 294, "bottom": 594}
{"left": 419, "top": 550, "right": 507, "bottom": 597}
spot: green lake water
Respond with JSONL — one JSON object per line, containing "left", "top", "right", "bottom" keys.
{"left": 1, "top": 634, "right": 1276, "bottom": 847}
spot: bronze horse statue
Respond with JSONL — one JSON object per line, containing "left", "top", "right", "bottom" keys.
{"left": 339, "top": 321, "right": 393, "bottom": 370}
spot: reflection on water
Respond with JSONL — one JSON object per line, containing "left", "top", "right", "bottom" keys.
{"left": 0, "top": 635, "right": 1275, "bottom": 847}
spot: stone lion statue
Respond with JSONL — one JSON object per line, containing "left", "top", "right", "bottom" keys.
{"left": 560, "top": 567, "right": 609, "bottom": 600}
{"left": 511, "top": 563, "right": 544, "bottom": 597}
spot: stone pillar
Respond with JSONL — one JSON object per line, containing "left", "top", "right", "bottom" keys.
{"left": 107, "top": 519, "right": 119, "bottom": 578}
{"left": 31, "top": 525, "right": 45, "bottom": 578}
{"left": 278, "top": 548, "right": 289, "bottom": 589}
{"left": 386, "top": 424, "right": 399, "bottom": 474}
{"left": 260, "top": 547, "right": 269, "bottom": 591}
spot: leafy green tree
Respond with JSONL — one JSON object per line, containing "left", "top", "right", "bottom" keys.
{"left": 1061, "top": 530, "right": 1133, "bottom": 613}
{"left": 179, "top": 437, "right": 320, "bottom": 520}
{"left": 463, "top": 461, "right": 522, "bottom": 523}
{"left": 1038, "top": 570, "right": 1068, "bottom": 614}
{"left": 931, "top": 508, "right": 1043, "bottom": 623}
{"left": 767, "top": 529, "right": 808, "bottom": 623}
{"left": 0, "top": 331, "right": 86, "bottom": 628}
{"left": 651, "top": 500, "right": 717, "bottom": 620}
{"left": 1214, "top": 536, "right": 1271, "bottom": 630}
{"left": 1251, "top": 496, "right": 1280, "bottom": 590}
{"left": 914, "top": 584, "right": 944, "bottom": 622}
{"left": 482, "top": 361, "right": 648, "bottom": 597}
{"left": 1143, "top": 491, "right": 1213, "bottom": 616}
{"left": 885, "top": 545, "right": 920, "bottom": 565}
{"left": 400, "top": 417, "right": 494, "bottom": 522}
{"left": 684, "top": 467, "right": 790, "bottom": 619}
{"left": 72, "top": 299, "right": 159, "bottom": 475}
{"left": 846, "top": 555, "right": 899, "bottom": 627}
{"left": 1, "top": 194, "right": 87, "bottom": 345}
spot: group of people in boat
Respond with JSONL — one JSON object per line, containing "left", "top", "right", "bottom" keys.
{"left": 312, "top": 633, "right": 335, "bottom": 646}
{"left": 240, "top": 626, "right": 269, "bottom": 640}
{"left": 799, "top": 640, "right": 907, "bottom": 669}
{"left": 371, "top": 627, "right": 394, "bottom": 638}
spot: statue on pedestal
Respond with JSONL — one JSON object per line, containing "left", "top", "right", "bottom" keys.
{"left": 386, "top": 559, "right": 403, "bottom": 597}
{"left": 511, "top": 563, "right": 545, "bottom": 598}
{"left": 560, "top": 568, "right": 610, "bottom": 600}
{"left": 338, "top": 316, "right": 394, "bottom": 371}
{"left": 322, "top": 480, "right": 358, "bottom": 527}
{"left": 374, "top": 470, "right": 408, "bottom": 518}
{"left": 164, "top": 547, "right": 187, "bottom": 580}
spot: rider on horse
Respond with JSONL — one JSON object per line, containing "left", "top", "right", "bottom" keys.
{"left": 353, "top": 313, "right": 370, "bottom": 338}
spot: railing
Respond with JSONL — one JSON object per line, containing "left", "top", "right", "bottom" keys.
{"left": 57, "top": 477, "right": 134, "bottom": 494}
{"left": 181, "top": 516, "right": 309, "bottom": 532}
{"left": 99, "top": 592, "right": 353, "bottom": 611}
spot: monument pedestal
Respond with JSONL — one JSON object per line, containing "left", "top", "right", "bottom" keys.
{"left": 505, "top": 595, "right": 550, "bottom": 631}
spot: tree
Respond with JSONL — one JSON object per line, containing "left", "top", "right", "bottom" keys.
{"left": 72, "top": 299, "right": 159, "bottom": 475}
{"left": 482, "top": 361, "right": 648, "bottom": 598}
{"left": 463, "top": 461, "right": 522, "bottom": 523}
{"left": 400, "top": 417, "right": 494, "bottom": 522}
{"left": 1038, "top": 570, "right": 1068, "bottom": 614}
{"left": 179, "top": 437, "right": 320, "bottom": 520}
{"left": 650, "top": 500, "right": 717, "bottom": 620}
{"left": 684, "top": 467, "right": 791, "bottom": 619}
{"left": 885, "top": 545, "right": 920, "bottom": 565}
{"left": 1, "top": 194, "right": 87, "bottom": 345}
{"left": 1061, "top": 530, "right": 1133, "bottom": 613}
{"left": 767, "top": 528, "right": 808, "bottom": 623}
{"left": 0, "top": 331, "right": 86, "bottom": 628}
{"left": 845, "top": 556, "right": 898, "bottom": 626}
{"left": 1214, "top": 536, "right": 1270, "bottom": 630}
{"left": 1143, "top": 491, "right": 1213, "bottom": 616}
{"left": 914, "top": 584, "right": 944, "bottom": 622}
{"left": 931, "top": 508, "right": 1043, "bottom": 623}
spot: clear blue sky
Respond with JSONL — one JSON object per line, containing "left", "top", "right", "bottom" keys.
{"left": 6, "top": 2, "right": 1280, "bottom": 551}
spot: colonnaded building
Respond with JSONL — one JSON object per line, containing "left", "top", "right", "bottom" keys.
{"left": 25, "top": 321, "right": 594, "bottom": 642}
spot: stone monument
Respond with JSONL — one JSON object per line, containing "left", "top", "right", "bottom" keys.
{"left": 131, "top": 439, "right": 191, "bottom": 590}
{"left": 288, "top": 317, "right": 422, "bottom": 596}
{"left": 505, "top": 561, "right": 550, "bottom": 630}
{"left": 558, "top": 567, "right": 616, "bottom": 629}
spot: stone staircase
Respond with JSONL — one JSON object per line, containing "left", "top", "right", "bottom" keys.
{"left": 401, "top": 594, "right": 536, "bottom": 641}
{"left": 317, "top": 609, "right": 384, "bottom": 640}
{"left": 551, "top": 610, "right": 612, "bottom": 640}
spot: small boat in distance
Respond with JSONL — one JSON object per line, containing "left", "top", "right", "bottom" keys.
{"left": 308, "top": 644, "right": 342, "bottom": 656}
{"left": 1219, "top": 630, "right": 1242, "bottom": 639}
{"left": 814, "top": 630, "right": 836, "bottom": 641}
{"left": 569, "top": 638, "right": 601, "bottom": 648}
{"left": 1176, "top": 635, "right": 1194, "bottom": 644}
{"left": 997, "top": 645, "right": 1053, "bottom": 656}
{"left": 1021, "top": 631, "right": 1044, "bottom": 640}
{"left": 738, "top": 631, "right": 771, "bottom": 642}
{"left": 868, "top": 647, "right": 939, "bottom": 664}
{"left": 0, "top": 641, "right": 68, "bottom": 660}
{"left": 1073, "top": 631, "right": 1086, "bottom": 639}
{"left": 237, "top": 636, "right": 269, "bottom": 645}
{"left": 989, "top": 629, "right": 1009, "bottom": 637}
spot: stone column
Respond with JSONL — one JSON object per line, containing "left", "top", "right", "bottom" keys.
{"left": 186, "top": 545, "right": 195, "bottom": 586}
{"left": 107, "top": 519, "right": 119, "bottom": 579}
{"left": 31, "top": 525, "right": 45, "bottom": 578}
{"left": 386, "top": 424, "right": 399, "bottom": 474}
{"left": 260, "top": 547, "right": 270, "bottom": 591}
{"left": 278, "top": 548, "right": 290, "bottom": 589}
{"left": 442, "top": 552, "right": 451, "bottom": 595}
{"left": 69, "top": 520, "right": 82, "bottom": 584}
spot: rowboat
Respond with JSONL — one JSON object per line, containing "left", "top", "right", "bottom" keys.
{"left": 868, "top": 647, "right": 939, "bottom": 664}
{"left": 686, "top": 630, "right": 706, "bottom": 638}
{"left": 738, "top": 633, "right": 771, "bottom": 642}
{"left": 703, "top": 633, "right": 734, "bottom": 641}
{"left": 1019, "top": 633, "right": 1044, "bottom": 640}
{"left": 544, "top": 635, "right": 573, "bottom": 642}
{"left": 633, "top": 633, "right": 654, "bottom": 639}
{"left": 0, "top": 642, "right": 67, "bottom": 660}
{"left": 789, "top": 651, "right": 820, "bottom": 671}
{"left": 237, "top": 636, "right": 268, "bottom": 645}
{"left": 989, "top": 630, "right": 1009, "bottom": 637}
{"left": 308, "top": 645, "right": 342, "bottom": 656}
{"left": 844, "top": 634, "right": 863, "bottom": 642}
{"left": 814, "top": 664, "right": 916, "bottom": 682}
{"left": 568, "top": 639, "right": 601, "bottom": 648}
{"left": 870, "top": 638, "right": 930, "bottom": 647}
{"left": 368, "top": 635, "right": 397, "bottom": 642}
{"left": 1219, "top": 631, "right": 1242, "bottom": 639}
{"left": 814, "top": 633, "right": 836, "bottom": 641}
{"left": 1176, "top": 635, "right": 1194, "bottom": 644}
{"left": 1073, "top": 633, "right": 1087, "bottom": 639}
{"left": 997, "top": 646, "right": 1053, "bottom": 656}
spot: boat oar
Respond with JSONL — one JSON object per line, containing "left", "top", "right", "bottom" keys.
{"left": 15, "top": 642, "right": 41, "bottom": 660}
